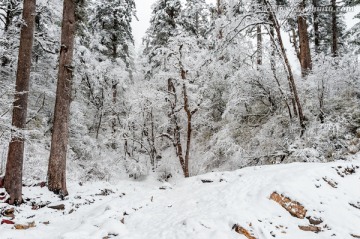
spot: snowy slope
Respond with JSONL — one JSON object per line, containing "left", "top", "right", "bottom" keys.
{"left": 1, "top": 158, "right": 360, "bottom": 239}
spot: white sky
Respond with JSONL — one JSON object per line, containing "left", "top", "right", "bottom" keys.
{"left": 132, "top": 0, "right": 157, "bottom": 48}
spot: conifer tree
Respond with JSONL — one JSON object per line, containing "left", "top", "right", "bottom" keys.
{"left": 48, "top": 0, "right": 77, "bottom": 196}
{"left": 144, "top": 0, "right": 182, "bottom": 55}
{"left": 4, "top": 0, "right": 36, "bottom": 205}
{"left": 181, "top": 0, "right": 210, "bottom": 40}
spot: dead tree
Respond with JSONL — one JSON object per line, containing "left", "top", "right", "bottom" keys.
{"left": 48, "top": 0, "right": 76, "bottom": 196}
{"left": 3, "top": 0, "right": 36, "bottom": 205}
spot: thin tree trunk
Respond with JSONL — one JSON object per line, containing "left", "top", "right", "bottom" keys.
{"left": 4, "top": 0, "right": 36, "bottom": 205}
{"left": 269, "top": 17, "right": 297, "bottom": 118}
{"left": 268, "top": 27, "right": 293, "bottom": 119}
{"left": 257, "top": 25, "right": 262, "bottom": 66}
{"left": 331, "top": 0, "right": 338, "bottom": 57}
{"left": 48, "top": 0, "right": 76, "bottom": 196}
{"left": 297, "top": 0, "right": 312, "bottom": 77}
{"left": 312, "top": 0, "right": 320, "bottom": 53}
{"left": 111, "top": 35, "right": 118, "bottom": 148}
{"left": 265, "top": 0, "right": 306, "bottom": 129}
{"left": 183, "top": 83, "right": 191, "bottom": 178}
{"left": 111, "top": 81, "right": 117, "bottom": 147}
{"left": 290, "top": 28, "right": 301, "bottom": 62}
{"left": 167, "top": 78, "right": 186, "bottom": 175}
{"left": 179, "top": 45, "right": 197, "bottom": 178}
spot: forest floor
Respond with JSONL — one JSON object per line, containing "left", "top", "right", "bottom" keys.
{"left": 1, "top": 157, "right": 360, "bottom": 239}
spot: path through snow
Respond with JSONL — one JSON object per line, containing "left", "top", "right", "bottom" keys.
{"left": 1, "top": 160, "right": 360, "bottom": 239}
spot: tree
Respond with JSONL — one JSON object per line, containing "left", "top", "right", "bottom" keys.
{"left": 331, "top": 0, "right": 338, "bottom": 56}
{"left": 47, "top": 0, "right": 76, "bottom": 196}
{"left": 0, "top": 0, "right": 21, "bottom": 32}
{"left": 144, "top": 0, "right": 182, "bottom": 63}
{"left": 297, "top": 0, "right": 312, "bottom": 76}
{"left": 312, "top": 0, "right": 320, "bottom": 53}
{"left": 181, "top": 0, "right": 210, "bottom": 40}
{"left": 309, "top": 0, "right": 346, "bottom": 55}
{"left": 265, "top": 0, "right": 306, "bottom": 129}
{"left": 0, "top": 0, "right": 21, "bottom": 68}
{"left": 90, "top": 0, "right": 135, "bottom": 142}
{"left": 140, "top": 0, "right": 206, "bottom": 177}
{"left": 3, "top": 0, "right": 36, "bottom": 205}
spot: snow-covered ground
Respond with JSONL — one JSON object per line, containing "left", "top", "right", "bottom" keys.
{"left": 1, "top": 158, "right": 360, "bottom": 239}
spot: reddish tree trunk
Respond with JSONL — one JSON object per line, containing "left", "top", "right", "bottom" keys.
{"left": 48, "top": 0, "right": 76, "bottom": 196}
{"left": 4, "top": 0, "right": 36, "bottom": 206}
{"left": 297, "top": 0, "right": 312, "bottom": 77}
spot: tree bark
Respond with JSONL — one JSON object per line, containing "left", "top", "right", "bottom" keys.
{"left": 4, "top": 0, "right": 36, "bottom": 206}
{"left": 312, "top": 0, "right": 320, "bottom": 53}
{"left": 331, "top": 0, "right": 338, "bottom": 57}
{"left": 167, "top": 78, "right": 186, "bottom": 176}
{"left": 111, "top": 81, "right": 117, "bottom": 149}
{"left": 257, "top": 25, "right": 262, "bottom": 66}
{"left": 265, "top": 0, "right": 306, "bottom": 129}
{"left": 297, "top": 0, "right": 312, "bottom": 77}
{"left": 48, "top": 0, "right": 76, "bottom": 196}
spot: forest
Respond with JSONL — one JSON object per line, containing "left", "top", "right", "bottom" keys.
{"left": 0, "top": 1, "right": 360, "bottom": 236}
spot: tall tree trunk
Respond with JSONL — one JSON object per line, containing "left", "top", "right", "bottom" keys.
{"left": 269, "top": 26, "right": 294, "bottom": 119}
{"left": 4, "top": 0, "right": 36, "bottom": 206}
{"left": 179, "top": 45, "right": 197, "bottom": 178}
{"left": 298, "top": 0, "right": 312, "bottom": 77}
{"left": 257, "top": 25, "right": 262, "bottom": 66}
{"left": 290, "top": 28, "right": 301, "bottom": 62}
{"left": 111, "top": 35, "right": 118, "bottom": 149}
{"left": 265, "top": 0, "right": 306, "bottom": 129}
{"left": 331, "top": 0, "right": 338, "bottom": 57}
{"left": 48, "top": 0, "right": 76, "bottom": 196}
{"left": 312, "top": 0, "right": 320, "bottom": 53}
{"left": 112, "top": 82, "right": 117, "bottom": 132}
{"left": 269, "top": 15, "right": 297, "bottom": 119}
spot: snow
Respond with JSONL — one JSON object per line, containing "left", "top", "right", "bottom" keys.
{"left": 132, "top": 0, "right": 216, "bottom": 48}
{"left": 1, "top": 157, "right": 360, "bottom": 239}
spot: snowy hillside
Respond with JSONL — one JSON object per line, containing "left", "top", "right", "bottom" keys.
{"left": 1, "top": 158, "right": 360, "bottom": 239}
